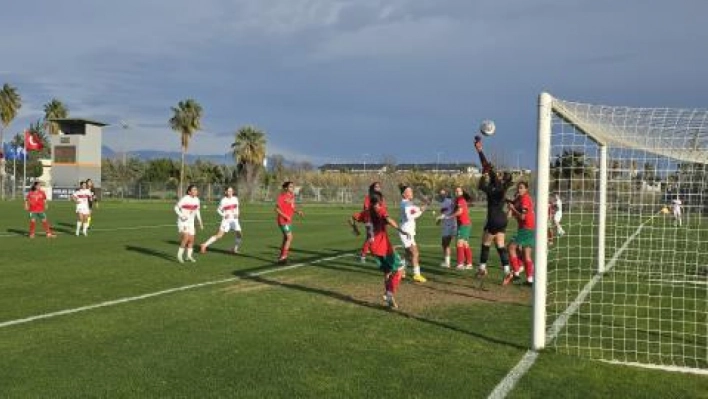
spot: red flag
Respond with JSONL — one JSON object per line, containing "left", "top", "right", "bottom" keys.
{"left": 25, "top": 130, "right": 43, "bottom": 151}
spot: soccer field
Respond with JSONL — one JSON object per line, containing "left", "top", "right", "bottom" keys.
{"left": 0, "top": 201, "right": 706, "bottom": 398}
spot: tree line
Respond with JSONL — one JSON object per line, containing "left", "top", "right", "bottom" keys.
{"left": 0, "top": 81, "right": 272, "bottom": 201}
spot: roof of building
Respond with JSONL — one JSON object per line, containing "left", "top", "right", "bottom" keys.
{"left": 48, "top": 118, "right": 109, "bottom": 127}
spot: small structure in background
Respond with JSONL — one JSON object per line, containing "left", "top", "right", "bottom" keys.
{"left": 48, "top": 118, "right": 108, "bottom": 200}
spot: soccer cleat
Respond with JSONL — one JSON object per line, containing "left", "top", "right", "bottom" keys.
{"left": 465, "top": 264, "right": 474, "bottom": 270}
{"left": 440, "top": 262, "right": 450, "bottom": 268}
{"left": 277, "top": 257, "right": 289, "bottom": 265}
{"left": 386, "top": 296, "right": 398, "bottom": 309}
{"left": 46, "top": 234, "right": 57, "bottom": 239}
{"left": 502, "top": 273, "right": 515, "bottom": 286}
{"left": 200, "top": 244, "right": 207, "bottom": 254}
{"left": 187, "top": 257, "right": 197, "bottom": 263}
{"left": 476, "top": 268, "right": 488, "bottom": 278}
{"left": 177, "top": 257, "right": 184, "bottom": 264}
{"left": 29, "top": 234, "right": 35, "bottom": 239}
{"left": 455, "top": 264, "right": 466, "bottom": 270}
{"left": 413, "top": 274, "right": 427, "bottom": 283}
{"left": 233, "top": 246, "right": 239, "bottom": 254}
{"left": 360, "top": 256, "right": 367, "bottom": 264}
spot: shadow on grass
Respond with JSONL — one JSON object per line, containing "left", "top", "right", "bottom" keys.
{"left": 125, "top": 245, "right": 177, "bottom": 263}
{"left": 163, "top": 240, "right": 276, "bottom": 264}
{"left": 239, "top": 273, "right": 526, "bottom": 351}
{"left": 6, "top": 228, "right": 28, "bottom": 237}
{"left": 231, "top": 249, "right": 353, "bottom": 277}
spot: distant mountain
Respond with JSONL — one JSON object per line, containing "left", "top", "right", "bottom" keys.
{"left": 102, "top": 146, "right": 231, "bottom": 164}
{"left": 101, "top": 146, "right": 116, "bottom": 157}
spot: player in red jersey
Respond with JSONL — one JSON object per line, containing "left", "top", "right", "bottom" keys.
{"left": 438, "top": 186, "right": 474, "bottom": 269}
{"left": 275, "top": 181, "right": 304, "bottom": 264}
{"left": 369, "top": 193, "right": 409, "bottom": 309}
{"left": 24, "top": 181, "right": 56, "bottom": 238}
{"left": 505, "top": 181, "right": 536, "bottom": 285}
{"left": 348, "top": 182, "right": 385, "bottom": 263}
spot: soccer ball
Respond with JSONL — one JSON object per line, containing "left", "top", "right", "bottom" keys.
{"left": 480, "top": 120, "right": 496, "bottom": 136}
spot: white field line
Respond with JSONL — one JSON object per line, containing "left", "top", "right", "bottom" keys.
{"left": 0, "top": 253, "right": 354, "bottom": 329}
{"left": 598, "top": 360, "right": 708, "bottom": 376}
{"left": 0, "top": 219, "right": 336, "bottom": 238}
{"left": 647, "top": 279, "right": 708, "bottom": 286}
{"left": 488, "top": 217, "right": 656, "bottom": 399}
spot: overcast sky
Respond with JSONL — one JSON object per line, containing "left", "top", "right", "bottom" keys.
{"left": 1, "top": 0, "right": 707, "bottom": 166}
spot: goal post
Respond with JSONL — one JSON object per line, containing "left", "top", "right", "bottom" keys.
{"left": 533, "top": 92, "right": 708, "bottom": 374}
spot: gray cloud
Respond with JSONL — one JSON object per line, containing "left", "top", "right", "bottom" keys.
{"left": 1, "top": 0, "right": 708, "bottom": 165}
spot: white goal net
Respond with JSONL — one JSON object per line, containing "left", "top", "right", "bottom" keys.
{"left": 533, "top": 93, "right": 707, "bottom": 374}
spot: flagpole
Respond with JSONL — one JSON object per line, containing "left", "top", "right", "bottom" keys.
{"left": 12, "top": 151, "right": 16, "bottom": 199}
{"left": 23, "top": 131, "right": 27, "bottom": 198}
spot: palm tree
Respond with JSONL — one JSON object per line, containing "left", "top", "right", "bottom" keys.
{"left": 169, "top": 99, "right": 203, "bottom": 195}
{"left": 0, "top": 83, "right": 22, "bottom": 200}
{"left": 231, "top": 125, "right": 267, "bottom": 199}
{"left": 43, "top": 98, "right": 69, "bottom": 135}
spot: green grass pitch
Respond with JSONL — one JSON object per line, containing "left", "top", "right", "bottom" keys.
{"left": 0, "top": 200, "right": 705, "bottom": 398}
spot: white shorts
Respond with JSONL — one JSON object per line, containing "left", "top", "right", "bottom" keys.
{"left": 399, "top": 232, "right": 417, "bottom": 249}
{"left": 220, "top": 219, "right": 242, "bottom": 233}
{"left": 553, "top": 212, "right": 562, "bottom": 224}
{"left": 76, "top": 205, "right": 91, "bottom": 215}
{"left": 441, "top": 222, "right": 457, "bottom": 238}
{"left": 178, "top": 220, "right": 196, "bottom": 236}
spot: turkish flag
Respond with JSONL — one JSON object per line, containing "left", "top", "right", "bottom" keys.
{"left": 25, "top": 130, "right": 43, "bottom": 151}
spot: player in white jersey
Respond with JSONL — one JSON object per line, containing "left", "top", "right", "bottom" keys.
{"left": 174, "top": 185, "right": 203, "bottom": 263}
{"left": 398, "top": 185, "right": 427, "bottom": 283}
{"left": 200, "top": 187, "right": 243, "bottom": 254}
{"left": 71, "top": 181, "right": 92, "bottom": 236}
{"left": 552, "top": 193, "right": 565, "bottom": 236}
{"left": 436, "top": 188, "right": 457, "bottom": 267}
{"left": 671, "top": 197, "right": 683, "bottom": 226}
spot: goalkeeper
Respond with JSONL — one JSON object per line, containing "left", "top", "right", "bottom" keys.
{"left": 474, "top": 136, "right": 514, "bottom": 279}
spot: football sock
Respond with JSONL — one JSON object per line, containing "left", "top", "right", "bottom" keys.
{"left": 456, "top": 247, "right": 465, "bottom": 265}
{"left": 480, "top": 244, "right": 491, "bottom": 264}
{"left": 510, "top": 254, "right": 521, "bottom": 274}
{"left": 497, "top": 246, "right": 510, "bottom": 270}
{"left": 524, "top": 259, "right": 535, "bottom": 282}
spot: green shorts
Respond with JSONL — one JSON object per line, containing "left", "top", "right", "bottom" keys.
{"left": 279, "top": 224, "right": 293, "bottom": 234}
{"left": 512, "top": 228, "right": 535, "bottom": 248}
{"left": 29, "top": 212, "right": 47, "bottom": 221}
{"left": 456, "top": 225, "right": 471, "bottom": 241}
{"left": 375, "top": 252, "right": 403, "bottom": 273}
